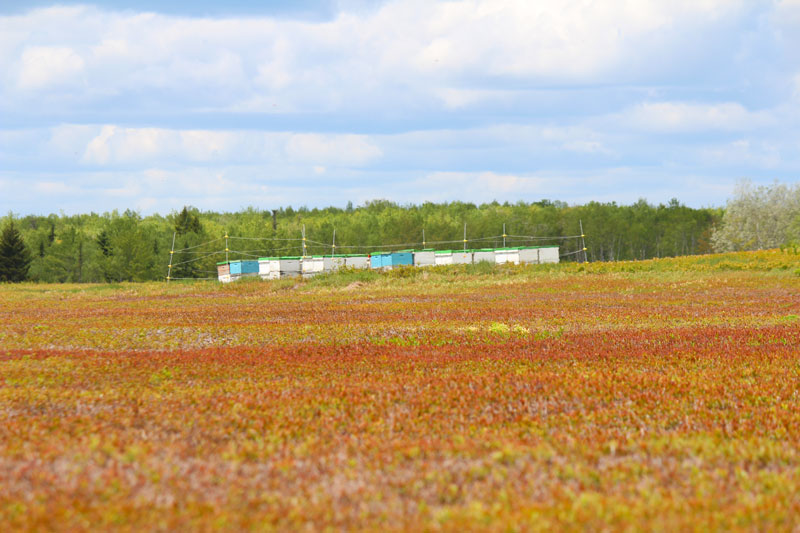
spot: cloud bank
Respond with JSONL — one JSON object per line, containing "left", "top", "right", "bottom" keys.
{"left": 1, "top": 0, "right": 799, "bottom": 214}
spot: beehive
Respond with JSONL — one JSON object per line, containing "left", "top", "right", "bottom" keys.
{"left": 345, "top": 255, "right": 369, "bottom": 269}
{"left": 494, "top": 248, "right": 520, "bottom": 265}
{"left": 388, "top": 252, "right": 413, "bottom": 268}
{"left": 412, "top": 249, "right": 435, "bottom": 267}
{"left": 434, "top": 250, "right": 453, "bottom": 266}
{"left": 301, "top": 256, "right": 325, "bottom": 277}
{"left": 539, "top": 246, "right": 560, "bottom": 263}
{"left": 258, "top": 258, "right": 281, "bottom": 280}
{"left": 278, "top": 257, "right": 301, "bottom": 277}
{"left": 518, "top": 247, "right": 540, "bottom": 264}
{"left": 217, "top": 261, "right": 232, "bottom": 283}
{"left": 472, "top": 249, "right": 496, "bottom": 264}
{"left": 452, "top": 251, "right": 473, "bottom": 264}
{"left": 323, "top": 256, "right": 346, "bottom": 272}
{"left": 229, "top": 260, "right": 259, "bottom": 281}
{"left": 370, "top": 253, "right": 389, "bottom": 269}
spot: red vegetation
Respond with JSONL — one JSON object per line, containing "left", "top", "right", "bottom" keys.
{"left": 1, "top": 270, "right": 799, "bottom": 530}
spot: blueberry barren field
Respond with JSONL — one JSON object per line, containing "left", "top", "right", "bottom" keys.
{"left": 2, "top": 250, "right": 800, "bottom": 531}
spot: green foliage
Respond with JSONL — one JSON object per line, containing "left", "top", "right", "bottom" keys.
{"left": 174, "top": 206, "right": 202, "bottom": 235}
{"left": 10, "top": 199, "right": 724, "bottom": 283}
{"left": 99, "top": 211, "right": 159, "bottom": 282}
{"left": 170, "top": 207, "right": 210, "bottom": 280}
{"left": 34, "top": 226, "right": 90, "bottom": 282}
{"left": 0, "top": 220, "right": 33, "bottom": 282}
{"left": 466, "top": 260, "right": 498, "bottom": 275}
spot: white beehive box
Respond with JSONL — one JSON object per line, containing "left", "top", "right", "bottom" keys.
{"left": 345, "top": 255, "right": 369, "bottom": 269}
{"left": 495, "top": 249, "right": 520, "bottom": 265}
{"left": 413, "top": 250, "right": 435, "bottom": 267}
{"left": 278, "top": 258, "right": 301, "bottom": 277}
{"left": 434, "top": 251, "right": 452, "bottom": 265}
{"left": 301, "top": 256, "right": 324, "bottom": 277}
{"left": 258, "top": 258, "right": 281, "bottom": 279}
{"left": 323, "top": 256, "right": 346, "bottom": 272}
{"left": 539, "top": 246, "right": 560, "bottom": 263}
{"left": 452, "top": 251, "right": 472, "bottom": 264}
{"left": 518, "top": 248, "right": 540, "bottom": 264}
{"left": 472, "top": 249, "right": 496, "bottom": 264}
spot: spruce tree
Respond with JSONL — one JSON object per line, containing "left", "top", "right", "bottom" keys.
{"left": 175, "top": 206, "right": 202, "bottom": 235}
{"left": 173, "top": 207, "right": 204, "bottom": 279}
{"left": 0, "top": 221, "right": 33, "bottom": 282}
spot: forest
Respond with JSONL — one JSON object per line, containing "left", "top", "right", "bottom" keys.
{"left": 3, "top": 198, "right": 720, "bottom": 283}
{"left": 1, "top": 181, "right": 798, "bottom": 283}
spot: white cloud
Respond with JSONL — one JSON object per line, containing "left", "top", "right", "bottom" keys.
{"left": 62, "top": 125, "right": 383, "bottom": 168}
{"left": 34, "top": 181, "right": 73, "bottom": 195}
{"left": 285, "top": 133, "right": 382, "bottom": 166}
{"left": 3, "top": 1, "right": 800, "bottom": 214}
{"left": 624, "top": 101, "right": 772, "bottom": 132}
{"left": 388, "top": 123, "right": 613, "bottom": 160}
{"left": 48, "top": 125, "right": 97, "bottom": 157}
{"left": 17, "top": 46, "right": 84, "bottom": 90}
{"left": 421, "top": 171, "right": 546, "bottom": 198}
{"left": 434, "top": 88, "right": 510, "bottom": 109}
{"left": 0, "top": 1, "right": 754, "bottom": 111}
{"left": 562, "top": 140, "right": 609, "bottom": 154}
{"left": 83, "top": 125, "right": 120, "bottom": 165}
{"left": 700, "top": 139, "right": 783, "bottom": 169}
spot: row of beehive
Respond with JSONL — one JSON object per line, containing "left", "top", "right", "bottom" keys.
{"left": 216, "top": 246, "right": 559, "bottom": 282}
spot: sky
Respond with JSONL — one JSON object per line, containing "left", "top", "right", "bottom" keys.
{"left": 2, "top": 0, "right": 800, "bottom": 215}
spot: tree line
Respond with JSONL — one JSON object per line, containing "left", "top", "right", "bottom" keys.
{"left": 0, "top": 183, "right": 797, "bottom": 283}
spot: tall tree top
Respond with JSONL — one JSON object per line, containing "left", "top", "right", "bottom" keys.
{"left": 0, "top": 221, "right": 33, "bottom": 282}
{"left": 174, "top": 206, "right": 202, "bottom": 236}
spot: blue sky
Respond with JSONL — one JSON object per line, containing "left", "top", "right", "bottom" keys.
{"left": 2, "top": 0, "right": 799, "bottom": 215}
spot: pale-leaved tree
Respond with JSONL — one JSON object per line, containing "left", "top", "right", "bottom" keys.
{"left": 712, "top": 180, "right": 800, "bottom": 252}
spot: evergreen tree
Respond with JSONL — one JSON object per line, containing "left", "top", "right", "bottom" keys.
{"left": 96, "top": 230, "right": 112, "bottom": 257}
{"left": 175, "top": 206, "right": 202, "bottom": 235}
{"left": 172, "top": 206, "right": 206, "bottom": 278}
{"left": 0, "top": 221, "right": 33, "bottom": 282}
{"left": 172, "top": 238, "right": 200, "bottom": 279}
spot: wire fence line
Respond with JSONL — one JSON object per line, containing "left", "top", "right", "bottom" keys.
{"left": 167, "top": 231, "right": 588, "bottom": 280}
{"left": 167, "top": 222, "right": 590, "bottom": 281}
{"left": 174, "top": 238, "right": 225, "bottom": 251}
{"left": 169, "top": 232, "right": 584, "bottom": 257}
{"left": 227, "top": 236, "right": 305, "bottom": 242}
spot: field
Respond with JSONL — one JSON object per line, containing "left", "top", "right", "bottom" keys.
{"left": 2, "top": 250, "right": 800, "bottom": 531}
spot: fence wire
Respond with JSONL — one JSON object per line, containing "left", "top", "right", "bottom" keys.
{"left": 167, "top": 229, "right": 587, "bottom": 280}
